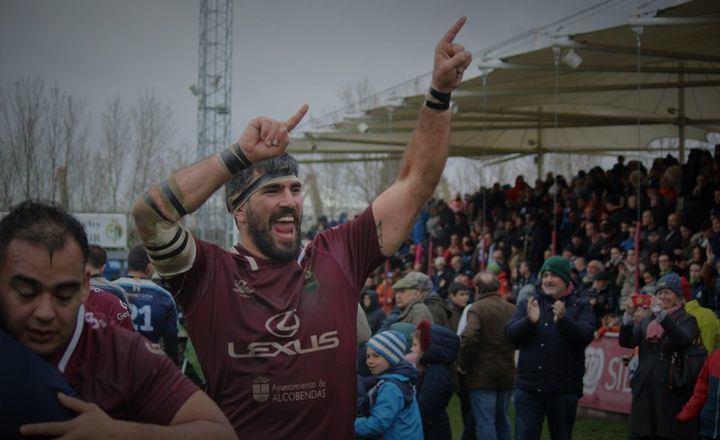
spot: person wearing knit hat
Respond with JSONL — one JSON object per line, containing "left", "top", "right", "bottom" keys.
{"left": 656, "top": 272, "right": 683, "bottom": 299}
{"left": 540, "top": 255, "right": 572, "bottom": 285}
{"left": 506, "top": 254, "right": 595, "bottom": 440}
{"left": 366, "top": 331, "right": 407, "bottom": 369}
{"left": 356, "top": 330, "right": 423, "bottom": 439}
{"left": 620, "top": 267, "right": 703, "bottom": 439}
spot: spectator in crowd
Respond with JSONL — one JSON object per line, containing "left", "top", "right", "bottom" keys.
{"left": 659, "top": 252, "right": 676, "bottom": 276}
{"left": 577, "top": 259, "right": 603, "bottom": 297}
{"left": 677, "top": 346, "right": 720, "bottom": 438}
{"left": 460, "top": 271, "right": 516, "bottom": 440}
{"left": 663, "top": 213, "right": 683, "bottom": 255}
{"left": 393, "top": 273, "right": 435, "bottom": 326}
{"left": 684, "top": 294, "right": 720, "bottom": 353}
{"left": 446, "top": 282, "right": 470, "bottom": 332}
{"left": 620, "top": 272, "right": 702, "bottom": 440}
{"left": 586, "top": 271, "right": 619, "bottom": 328}
{"left": 0, "top": 201, "right": 234, "bottom": 439}
{"left": 413, "top": 320, "right": 460, "bottom": 440}
{"left": 377, "top": 269, "right": 398, "bottom": 316}
{"left": 86, "top": 244, "right": 130, "bottom": 305}
{"left": 433, "top": 257, "right": 455, "bottom": 298}
{"left": 355, "top": 331, "right": 423, "bottom": 439}
{"left": 115, "top": 244, "right": 180, "bottom": 365}
{"left": 506, "top": 256, "right": 595, "bottom": 440}
{"left": 361, "top": 288, "right": 385, "bottom": 335}
{"left": 486, "top": 261, "right": 509, "bottom": 298}
{"left": 616, "top": 247, "right": 639, "bottom": 312}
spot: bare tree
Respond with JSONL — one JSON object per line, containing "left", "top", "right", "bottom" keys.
{"left": 0, "top": 76, "right": 45, "bottom": 204}
{"left": 126, "top": 92, "right": 174, "bottom": 210}
{"left": 45, "top": 86, "right": 89, "bottom": 209}
{"left": 98, "top": 96, "right": 130, "bottom": 212}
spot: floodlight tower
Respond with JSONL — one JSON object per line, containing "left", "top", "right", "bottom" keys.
{"left": 193, "top": 0, "right": 233, "bottom": 246}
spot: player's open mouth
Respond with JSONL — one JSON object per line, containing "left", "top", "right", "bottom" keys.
{"left": 272, "top": 215, "right": 296, "bottom": 241}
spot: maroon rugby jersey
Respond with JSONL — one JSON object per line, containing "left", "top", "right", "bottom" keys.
{"left": 169, "top": 206, "right": 385, "bottom": 438}
{"left": 85, "top": 286, "right": 134, "bottom": 331}
{"left": 49, "top": 305, "right": 198, "bottom": 424}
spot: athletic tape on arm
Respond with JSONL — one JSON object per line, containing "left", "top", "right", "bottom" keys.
{"left": 131, "top": 183, "right": 196, "bottom": 277}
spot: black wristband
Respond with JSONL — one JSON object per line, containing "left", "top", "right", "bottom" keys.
{"left": 424, "top": 99, "right": 450, "bottom": 111}
{"left": 424, "top": 87, "right": 451, "bottom": 111}
{"left": 428, "top": 87, "right": 451, "bottom": 104}
{"left": 219, "top": 143, "right": 252, "bottom": 175}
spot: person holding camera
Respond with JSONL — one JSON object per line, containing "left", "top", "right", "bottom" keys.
{"left": 619, "top": 272, "right": 703, "bottom": 440}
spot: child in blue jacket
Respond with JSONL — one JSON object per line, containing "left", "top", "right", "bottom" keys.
{"left": 355, "top": 330, "right": 424, "bottom": 440}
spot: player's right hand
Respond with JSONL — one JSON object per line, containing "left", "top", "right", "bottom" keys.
{"left": 236, "top": 104, "right": 309, "bottom": 163}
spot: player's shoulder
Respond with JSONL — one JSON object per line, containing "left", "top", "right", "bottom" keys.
{"left": 312, "top": 207, "right": 373, "bottom": 241}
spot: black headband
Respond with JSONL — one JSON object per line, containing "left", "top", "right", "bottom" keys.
{"left": 226, "top": 170, "right": 300, "bottom": 212}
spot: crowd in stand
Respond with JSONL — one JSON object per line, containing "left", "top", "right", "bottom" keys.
{"left": 352, "top": 148, "right": 720, "bottom": 327}
{"left": 347, "top": 147, "right": 720, "bottom": 439}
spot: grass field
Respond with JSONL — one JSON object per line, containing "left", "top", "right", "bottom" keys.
{"left": 446, "top": 395, "right": 629, "bottom": 440}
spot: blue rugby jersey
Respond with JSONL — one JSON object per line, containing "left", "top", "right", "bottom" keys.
{"left": 115, "top": 277, "right": 179, "bottom": 344}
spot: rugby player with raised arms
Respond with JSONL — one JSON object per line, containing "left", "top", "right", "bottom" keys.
{"left": 132, "top": 17, "right": 472, "bottom": 438}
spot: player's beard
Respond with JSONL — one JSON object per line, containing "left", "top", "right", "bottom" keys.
{"left": 246, "top": 206, "right": 302, "bottom": 262}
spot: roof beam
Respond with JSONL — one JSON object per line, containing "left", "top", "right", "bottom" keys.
{"left": 555, "top": 38, "right": 720, "bottom": 64}
{"left": 475, "top": 62, "right": 720, "bottom": 75}
{"left": 626, "top": 17, "right": 720, "bottom": 26}
{"left": 453, "top": 80, "right": 720, "bottom": 97}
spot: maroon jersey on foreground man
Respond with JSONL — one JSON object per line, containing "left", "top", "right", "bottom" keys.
{"left": 133, "top": 17, "right": 471, "bottom": 438}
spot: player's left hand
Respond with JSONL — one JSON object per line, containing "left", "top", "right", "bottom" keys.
{"left": 432, "top": 17, "right": 472, "bottom": 93}
{"left": 20, "top": 393, "right": 122, "bottom": 439}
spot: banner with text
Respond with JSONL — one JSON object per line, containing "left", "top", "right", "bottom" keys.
{"left": 579, "top": 333, "right": 634, "bottom": 414}
{"left": 75, "top": 213, "right": 128, "bottom": 249}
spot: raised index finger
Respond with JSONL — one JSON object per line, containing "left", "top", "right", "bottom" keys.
{"left": 285, "top": 103, "right": 309, "bottom": 131}
{"left": 440, "top": 16, "right": 467, "bottom": 45}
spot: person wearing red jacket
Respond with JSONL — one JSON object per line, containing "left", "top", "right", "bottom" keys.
{"left": 678, "top": 348, "right": 720, "bottom": 438}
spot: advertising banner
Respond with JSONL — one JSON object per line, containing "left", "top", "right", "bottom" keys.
{"left": 579, "top": 333, "right": 634, "bottom": 414}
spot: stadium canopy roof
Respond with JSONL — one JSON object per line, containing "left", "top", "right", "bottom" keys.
{"left": 291, "top": 0, "right": 720, "bottom": 165}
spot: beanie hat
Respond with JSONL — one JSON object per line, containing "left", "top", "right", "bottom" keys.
{"left": 540, "top": 256, "right": 572, "bottom": 285}
{"left": 367, "top": 330, "right": 407, "bottom": 366}
{"left": 656, "top": 272, "right": 683, "bottom": 298}
{"left": 487, "top": 262, "right": 501, "bottom": 275}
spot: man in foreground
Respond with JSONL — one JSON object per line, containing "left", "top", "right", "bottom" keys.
{"left": 132, "top": 17, "right": 471, "bottom": 438}
{"left": 0, "top": 201, "right": 235, "bottom": 439}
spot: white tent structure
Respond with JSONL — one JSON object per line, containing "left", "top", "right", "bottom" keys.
{"left": 292, "top": 0, "right": 720, "bottom": 173}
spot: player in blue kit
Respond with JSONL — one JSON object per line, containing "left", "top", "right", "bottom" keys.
{"left": 115, "top": 244, "right": 179, "bottom": 364}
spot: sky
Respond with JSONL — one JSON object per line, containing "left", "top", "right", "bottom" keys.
{"left": 0, "top": 0, "right": 685, "bottom": 154}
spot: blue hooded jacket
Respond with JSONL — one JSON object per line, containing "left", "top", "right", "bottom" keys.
{"left": 355, "top": 361, "right": 424, "bottom": 440}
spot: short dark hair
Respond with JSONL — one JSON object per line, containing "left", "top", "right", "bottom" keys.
{"left": 0, "top": 200, "right": 89, "bottom": 266}
{"left": 127, "top": 244, "right": 150, "bottom": 272}
{"left": 87, "top": 244, "right": 107, "bottom": 269}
